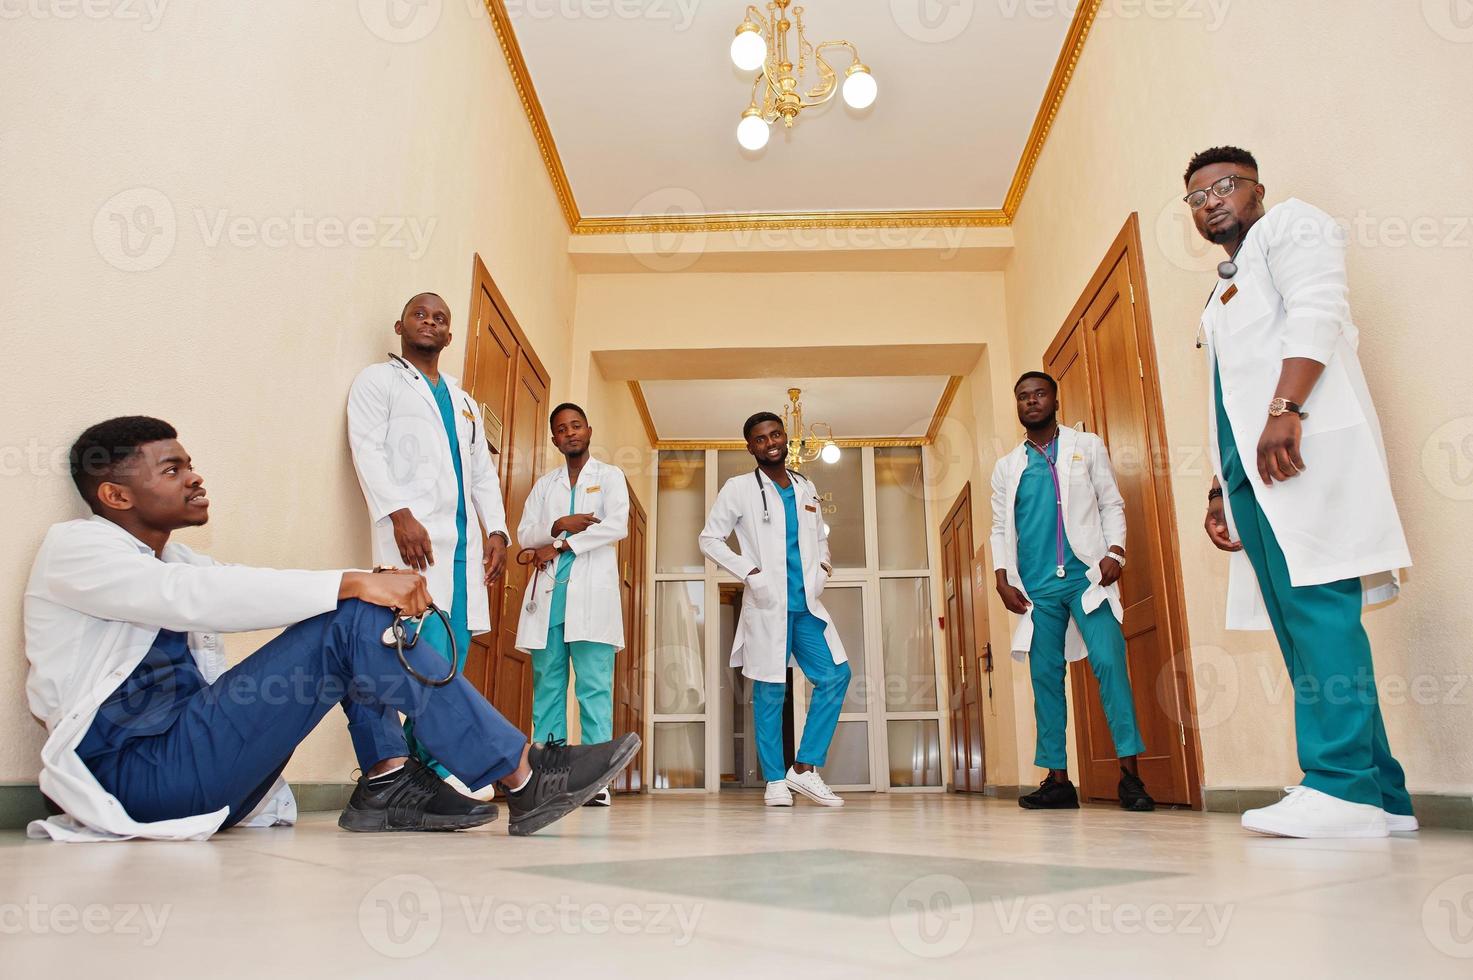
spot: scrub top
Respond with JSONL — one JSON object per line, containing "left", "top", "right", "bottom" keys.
{"left": 776, "top": 480, "right": 807, "bottom": 611}
{"left": 1014, "top": 439, "right": 1089, "bottom": 596}
{"left": 549, "top": 488, "right": 578, "bottom": 628}
{"left": 428, "top": 376, "right": 469, "bottom": 660}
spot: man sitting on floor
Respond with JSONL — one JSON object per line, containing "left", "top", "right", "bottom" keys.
{"left": 24, "top": 416, "right": 639, "bottom": 841}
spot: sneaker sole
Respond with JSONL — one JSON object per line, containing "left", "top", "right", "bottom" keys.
{"left": 785, "top": 780, "right": 844, "bottom": 807}
{"left": 1121, "top": 799, "right": 1156, "bottom": 812}
{"left": 509, "top": 734, "right": 642, "bottom": 837}
{"left": 764, "top": 798, "right": 793, "bottom": 807}
{"left": 1241, "top": 817, "right": 1388, "bottom": 839}
{"left": 1018, "top": 799, "right": 1080, "bottom": 810}
{"left": 337, "top": 804, "right": 499, "bottom": 833}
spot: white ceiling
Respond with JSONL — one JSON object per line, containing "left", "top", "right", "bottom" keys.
{"left": 507, "top": 3, "right": 1072, "bottom": 217}
{"left": 639, "top": 376, "right": 951, "bottom": 440}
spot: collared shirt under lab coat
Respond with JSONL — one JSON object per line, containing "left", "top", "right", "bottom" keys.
{"left": 514, "top": 457, "right": 629, "bottom": 652}
{"left": 990, "top": 425, "right": 1126, "bottom": 662}
{"left": 1201, "top": 198, "right": 1410, "bottom": 630}
{"left": 347, "top": 358, "right": 509, "bottom": 632}
{"left": 698, "top": 469, "right": 847, "bottom": 684}
{"left": 23, "top": 516, "right": 345, "bottom": 842}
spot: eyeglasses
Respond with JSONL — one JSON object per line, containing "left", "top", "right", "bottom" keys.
{"left": 1183, "top": 174, "right": 1259, "bottom": 211}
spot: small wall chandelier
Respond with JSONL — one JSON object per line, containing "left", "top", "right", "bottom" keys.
{"left": 730, "top": 0, "right": 877, "bottom": 151}
{"left": 783, "top": 387, "right": 841, "bottom": 469}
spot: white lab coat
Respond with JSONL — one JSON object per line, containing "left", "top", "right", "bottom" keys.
{"left": 23, "top": 516, "right": 345, "bottom": 841}
{"left": 1201, "top": 198, "right": 1410, "bottom": 630}
{"left": 514, "top": 457, "right": 629, "bottom": 652}
{"left": 698, "top": 469, "right": 847, "bottom": 684}
{"left": 989, "top": 426, "right": 1126, "bottom": 662}
{"left": 347, "top": 358, "right": 509, "bottom": 632}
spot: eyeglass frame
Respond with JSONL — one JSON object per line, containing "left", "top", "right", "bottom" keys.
{"left": 1183, "top": 174, "right": 1260, "bottom": 211}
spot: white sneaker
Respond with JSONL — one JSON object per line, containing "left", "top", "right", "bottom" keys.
{"left": 1384, "top": 812, "right": 1419, "bottom": 832}
{"left": 1241, "top": 786, "right": 1388, "bottom": 838}
{"left": 764, "top": 781, "right": 793, "bottom": 807}
{"left": 582, "top": 786, "right": 612, "bottom": 807}
{"left": 785, "top": 767, "right": 844, "bottom": 807}
{"left": 442, "top": 771, "right": 498, "bottom": 803}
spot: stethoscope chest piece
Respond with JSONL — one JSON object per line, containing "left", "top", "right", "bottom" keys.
{"left": 1217, "top": 259, "right": 1238, "bottom": 279}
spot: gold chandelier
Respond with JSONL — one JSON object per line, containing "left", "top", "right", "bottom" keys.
{"left": 730, "top": 0, "right": 877, "bottom": 151}
{"left": 782, "top": 387, "right": 841, "bottom": 469}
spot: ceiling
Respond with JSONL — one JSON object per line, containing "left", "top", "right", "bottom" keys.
{"left": 638, "top": 376, "right": 953, "bottom": 442}
{"left": 501, "top": 1, "right": 1083, "bottom": 224}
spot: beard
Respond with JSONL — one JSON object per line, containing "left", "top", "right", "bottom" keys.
{"left": 1023, "top": 410, "right": 1058, "bottom": 433}
{"left": 1205, "top": 215, "right": 1241, "bottom": 245}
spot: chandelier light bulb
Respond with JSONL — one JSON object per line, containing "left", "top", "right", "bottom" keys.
{"left": 820, "top": 441, "right": 842, "bottom": 464}
{"left": 730, "top": 22, "right": 767, "bottom": 71}
{"left": 842, "top": 64, "right": 877, "bottom": 110}
{"left": 737, "top": 109, "right": 770, "bottom": 150}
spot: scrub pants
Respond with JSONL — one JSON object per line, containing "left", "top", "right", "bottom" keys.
{"left": 84, "top": 599, "right": 527, "bottom": 827}
{"left": 1028, "top": 581, "right": 1145, "bottom": 770}
{"left": 531, "top": 623, "right": 616, "bottom": 745}
{"left": 1225, "top": 477, "right": 1412, "bottom": 813}
{"left": 753, "top": 610, "right": 852, "bottom": 782}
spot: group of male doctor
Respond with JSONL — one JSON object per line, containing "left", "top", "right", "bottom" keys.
{"left": 990, "top": 145, "right": 1415, "bottom": 839}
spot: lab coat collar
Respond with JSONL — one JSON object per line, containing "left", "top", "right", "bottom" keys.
{"left": 86, "top": 514, "right": 177, "bottom": 560}
{"left": 387, "top": 353, "right": 459, "bottom": 411}
{"left": 554, "top": 456, "right": 603, "bottom": 490}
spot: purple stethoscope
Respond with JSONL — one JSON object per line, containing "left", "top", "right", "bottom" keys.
{"left": 1026, "top": 434, "right": 1068, "bottom": 578}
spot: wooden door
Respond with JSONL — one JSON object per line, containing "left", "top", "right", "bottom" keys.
{"left": 612, "top": 490, "right": 648, "bottom": 793}
{"left": 1043, "top": 215, "right": 1201, "bottom": 808}
{"left": 941, "top": 485, "right": 985, "bottom": 793}
{"left": 461, "top": 254, "right": 550, "bottom": 735}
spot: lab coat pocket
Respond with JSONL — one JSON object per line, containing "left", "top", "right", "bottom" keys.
{"left": 1299, "top": 358, "right": 1366, "bottom": 437}
{"left": 746, "top": 570, "right": 776, "bottom": 608}
{"left": 1219, "top": 281, "right": 1276, "bottom": 338}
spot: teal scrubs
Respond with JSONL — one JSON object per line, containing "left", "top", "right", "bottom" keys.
{"left": 1018, "top": 439, "right": 1144, "bottom": 770}
{"left": 753, "top": 476, "right": 850, "bottom": 782}
{"left": 1214, "top": 365, "right": 1410, "bottom": 813}
{"left": 531, "top": 485, "right": 616, "bottom": 746}
{"left": 404, "top": 376, "right": 472, "bottom": 778}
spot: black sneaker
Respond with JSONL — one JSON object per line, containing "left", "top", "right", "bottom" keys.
{"left": 500, "top": 733, "right": 640, "bottom": 836}
{"left": 1019, "top": 776, "right": 1080, "bottom": 810}
{"left": 338, "top": 758, "right": 499, "bottom": 833}
{"left": 1118, "top": 768, "right": 1156, "bottom": 812}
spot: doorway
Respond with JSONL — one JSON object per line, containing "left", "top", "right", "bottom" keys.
{"left": 612, "top": 488, "right": 648, "bottom": 793}
{"left": 1042, "top": 215, "right": 1202, "bottom": 808}
{"left": 940, "top": 485, "right": 986, "bottom": 793}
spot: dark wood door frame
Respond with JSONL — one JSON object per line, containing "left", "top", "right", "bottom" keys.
{"left": 942, "top": 484, "right": 986, "bottom": 793}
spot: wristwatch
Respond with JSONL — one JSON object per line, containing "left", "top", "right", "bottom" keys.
{"left": 1103, "top": 552, "right": 1125, "bottom": 568}
{"left": 1268, "top": 397, "right": 1308, "bottom": 420}
{"left": 553, "top": 539, "right": 568, "bottom": 553}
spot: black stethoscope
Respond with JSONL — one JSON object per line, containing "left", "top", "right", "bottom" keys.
{"left": 1195, "top": 242, "right": 1250, "bottom": 350}
{"left": 388, "top": 353, "right": 479, "bottom": 443}
{"left": 756, "top": 466, "right": 808, "bottom": 523}
{"left": 380, "top": 604, "right": 458, "bottom": 687}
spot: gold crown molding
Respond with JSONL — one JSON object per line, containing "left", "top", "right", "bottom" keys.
{"left": 925, "top": 376, "right": 963, "bottom": 443}
{"left": 489, "top": 1, "right": 1098, "bottom": 234}
{"left": 627, "top": 380, "right": 659, "bottom": 446}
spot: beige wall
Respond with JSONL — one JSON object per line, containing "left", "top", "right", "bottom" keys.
{"left": 1, "top": 3, "right": 577, "bottom": 783}
{"left": 1002, "top": 2, "right": 1473, "bottom": 795}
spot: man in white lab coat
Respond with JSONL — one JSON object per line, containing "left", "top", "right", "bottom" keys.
{"left": 25, "top": 417, "right": 640, "bottom": 840}
{"left": 515, "top": 403, "right": 629, "bottom": 808}
{"left": 991, "top": 372, "right": 1154, "bottom": 812}
{"left": 699, "top": 412, "right": 850, "bottom": 808}
{"left": 347, "top": 292, "right": 509, "bottom": 778}
{"left": 1186, "top": 145, "right": 1413, "bottom": 838}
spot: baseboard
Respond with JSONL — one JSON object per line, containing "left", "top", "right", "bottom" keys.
{"left": 982, "top": 784, "right": 1026, "bottom": 800}
{"left": 1204, "top": 787, "right": 1473, "bottom": 831}
{"left": 0, "top": 781, "right": 360, "bottom": 831}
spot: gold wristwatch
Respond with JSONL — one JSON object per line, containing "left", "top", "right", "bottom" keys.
{"left": 1268, "top": 397, "right": 1308, "bottom": 420}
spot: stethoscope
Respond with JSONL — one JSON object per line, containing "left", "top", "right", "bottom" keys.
{"left": 387, "top": 353, "right": 479, "bottom": 444}
{"left": 1195, "top": 242, "right": 1248, "bottom": 350}
{"left": 756, "top": 466, "right": 808, "bottom": 522}
{"left": 379, "top": 603, "right": 458, "bottom": 687}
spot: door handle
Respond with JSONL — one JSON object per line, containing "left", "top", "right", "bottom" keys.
{"left": 959, "top": 651, "right": 967, "bottom": 688}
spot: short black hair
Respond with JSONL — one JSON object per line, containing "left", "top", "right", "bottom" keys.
{"left": 742, "top": 411, "right": 783, "bottom": 440}
{"left": 69, "top": 416, "right": 178, "bottom": 514}
{"left": 549, "top": 402, "right": 587, "bottom": 428}
{"left": 400, "top": 292, "right": 446, "bottom": 321}
{"left": 1013, "top": 371, "right": 1057, "bottom": 395}
{"left": 1184, "top": 145, "right": 1258, "bottom": 186}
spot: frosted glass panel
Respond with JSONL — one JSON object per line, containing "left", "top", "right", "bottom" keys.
{"left": 887, "top": 719, "right": 942, "bottom": 787}
{"left": 822, "top": 721, "right": 871, "bottom": 785}
{"left": 716, "top": 449, "right": 752, "bottom": 490}
{"left": 875, "top": 447, "right": 928, "bottom": 570}
{"left": 812, "top": 586, "right": 868, "bottom": 713}
{"left": 653, "top": 722, "right": 704, "bottom": 789}
{"left": 804, "top": 449, "right": 865, "bottom": 569}
{"left": 880, "top": 577, "right": 937, "bottom": 711}
{"left": 654, "top": 581, "right": 705, "bottom": 714}
{"left": 656, "top": 451, "right": 705, "bottom": 573}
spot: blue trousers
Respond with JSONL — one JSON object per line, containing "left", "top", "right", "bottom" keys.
{"left": 1028, "top": 581, "right": 1145, "bottom": 770}
{"left": 84, "top": 600, "right": 526, "bottom": 827}
{"left": 753, "top": 611, "right": 851, "bottom": 782}
{"left": 531, "top": 622, "right": 616, "bottom": 745}
{"left": 403, "top": 569, "right": 473, "bottom": 779}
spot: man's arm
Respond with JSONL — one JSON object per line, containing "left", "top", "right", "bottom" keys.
{"left": 516, "top": 475, "right": 554, "bottom": 550}
{"left": 699, "top": 481, "right": 758, "bottom": 580}
{"left": 465, "top": 395, "right": 510, "bottom": 545}
{"left": 990, "top": 458, "right": 1031, "bottom": 613}
{"left": 1089, "top": 437, "right": 1127, "bottom": 555}
{"left": 565, "top": 469, "right": 629, "bottom": 556}
{"left": 346, "top": 368, "right": 413, "bottom": 524}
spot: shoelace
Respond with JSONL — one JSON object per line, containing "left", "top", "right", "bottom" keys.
{"left": 536, "top": 734, "right": 573, "bottom": 775}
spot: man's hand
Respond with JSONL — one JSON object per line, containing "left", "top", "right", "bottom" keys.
{"left": 1098, "top": 550, "right": 1124, "bottom": 587}
{"left": 340, "top": 570, "right": 433, "bottom": 616}
{"left": 1256, "top": 413, "right": 1305, "bottom": 484}
{"left": 995, "top": 570, "right": 1031, "bottom": 614}
{"left": 532, "top": 543, "right": 560, "bottom": 566}
{"left": 1205, "top": 491, "right": 1242, "bottom": 552}
{"left": 389, "top": 508, "right": 434, "bottom": 571}
{"left": 483, "top": 533, "right": 508, "bottom": 585}
{"left": 552, "top": 513, "right": 601, "bottom": 536}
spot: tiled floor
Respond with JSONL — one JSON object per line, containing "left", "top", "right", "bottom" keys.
{"left": 4, "top": 792, "right": 1470, "bottom": 977}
